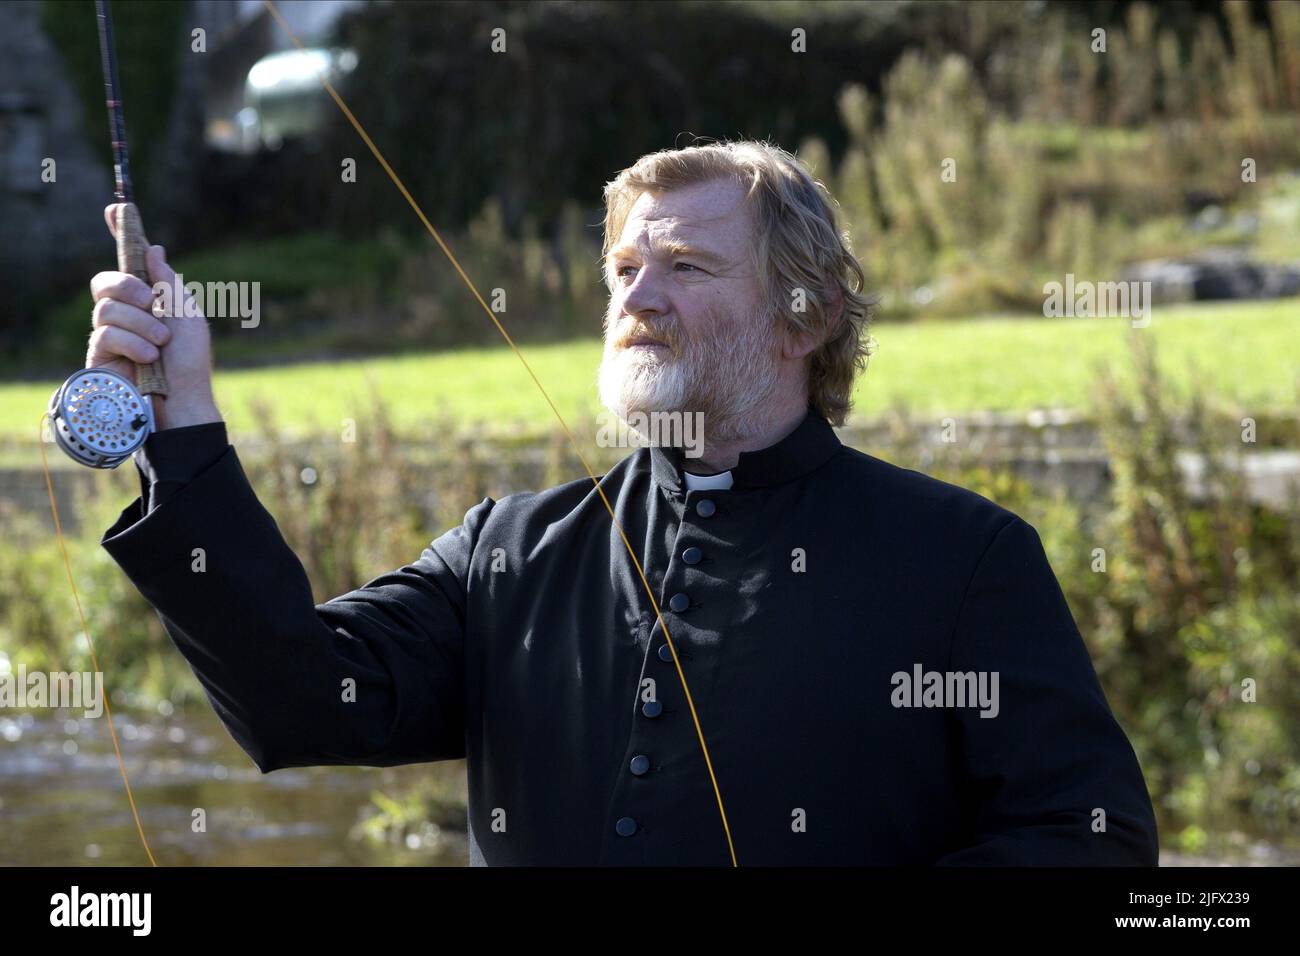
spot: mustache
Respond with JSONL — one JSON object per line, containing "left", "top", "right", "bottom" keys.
{"left": 612, "top": 320, "right": 679, "bottom": 351}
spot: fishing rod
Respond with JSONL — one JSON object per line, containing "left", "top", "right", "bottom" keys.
{"left": 48, "top": 0, "right": 167, "bottom": 469}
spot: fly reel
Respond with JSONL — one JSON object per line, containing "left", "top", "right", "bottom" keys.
{"left": 48, "top": 201, "right": 167, "bottom": 470}
{"left": 48, "top": 366, "right": 153, "bottom": 469}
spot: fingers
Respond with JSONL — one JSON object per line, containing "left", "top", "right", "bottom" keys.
{"left": 91, "top": 241, "right": 199, "bottom": 322}
{"left": 90, "top": 268, "right": 153, "bottom": 311}
{"left": 92, "top": 297, "right": 171, "bottom": 346}
{"left": 87, "top": 324, "right": 161, "bottom": 367}
{"left": 90, "top": 210, "right": 184, "bottom": 375}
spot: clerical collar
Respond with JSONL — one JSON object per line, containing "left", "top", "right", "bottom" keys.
{"left": 683, "top": 470, "right": 734, "bottom": 491}
{"left": 650, "top": 406, "right": 843, "bottom": 495}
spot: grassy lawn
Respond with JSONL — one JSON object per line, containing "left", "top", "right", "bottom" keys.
{"left": 2, "top": 298, "right": 1296, "bottom": 450}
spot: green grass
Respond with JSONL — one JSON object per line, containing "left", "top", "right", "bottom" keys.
{"left": 861, "top": 298, "right": 1299, "bottom": 418}
{"left": 3, "top": 298, "right": 1296, "bottom": 454}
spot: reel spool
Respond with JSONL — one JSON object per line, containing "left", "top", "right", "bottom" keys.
{"left": 48, "top": 366, "right": 153, "bottom": 469}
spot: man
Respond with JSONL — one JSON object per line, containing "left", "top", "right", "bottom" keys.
{"left": 92, "top": 140, "right": 1158, "bottom": 865}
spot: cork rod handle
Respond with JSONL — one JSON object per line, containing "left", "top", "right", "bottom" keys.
{"left": 116, "top": 202, "right": 168, "bottom": 398}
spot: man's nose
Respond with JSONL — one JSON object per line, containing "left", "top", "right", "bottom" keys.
{"left": 620, "top": 264, "right": 670, "bottom": 317}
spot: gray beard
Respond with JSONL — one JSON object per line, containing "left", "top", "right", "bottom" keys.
{"left": 597, "top": 310, "right": 784, "bottom": 446}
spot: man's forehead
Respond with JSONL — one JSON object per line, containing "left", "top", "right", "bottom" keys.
{"left": 616, "top": 180, "right": 751, "bottom": 252}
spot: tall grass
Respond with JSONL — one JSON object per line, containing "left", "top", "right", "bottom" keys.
{"left": 819, "top": 1, "right": 1300, "bottom": 318}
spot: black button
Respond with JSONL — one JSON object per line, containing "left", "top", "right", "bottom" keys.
{"left": 657, "top": 644, "right": 674, "bottom": 663}
{"left": 695, "top": 499, "right": 716, "bottom": 517}
{"left": 642, "top": 700, "right": 663, "bottom": 718}
{"left": 668, "top": 592, "right": 690, "bottom": 613}
{"left": 681, "top": 546, "right": 702, "bottom": 565}
{"left": 629, "top": 755, "right": 651, "bottom": 776}
{"left": 616, "top": 816, "right": 637, "bottom": 837}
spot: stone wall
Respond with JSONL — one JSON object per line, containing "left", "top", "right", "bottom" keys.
{"left": 0, "top": 0, "right": 113, "bottom": 345}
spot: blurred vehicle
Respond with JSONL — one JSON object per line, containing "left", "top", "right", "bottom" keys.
{"left": 240, "top": 47, "right": 359, "bottom": 151}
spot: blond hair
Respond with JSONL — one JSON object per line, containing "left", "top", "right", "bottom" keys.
{"left": 601, "top": 139, "right": 874, "bottom": 426}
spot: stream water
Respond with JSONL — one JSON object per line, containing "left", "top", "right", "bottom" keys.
{"left": 0, "top": 704, "right": 468, "bottom": 866}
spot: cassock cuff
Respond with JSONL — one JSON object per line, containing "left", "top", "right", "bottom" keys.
{"left": 131, "top": 421, "right": 230, "bottom": 514}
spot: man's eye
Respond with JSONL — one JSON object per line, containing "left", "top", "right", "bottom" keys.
{"left": 615, "top": 262, "right": 702, "bottom": 278}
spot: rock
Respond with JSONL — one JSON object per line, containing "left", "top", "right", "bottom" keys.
{"left": 1121, "top": 248, "right": 1300, "bottom": 303}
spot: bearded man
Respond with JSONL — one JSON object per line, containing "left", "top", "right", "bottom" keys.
{"left": 93, "top": 140, "right": 1158, "bottom": 866}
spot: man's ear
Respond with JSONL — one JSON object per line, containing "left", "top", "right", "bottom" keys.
{"left": 781, "top": 323, "right": 822, "bottom": 361}
{"left": 780, "top": 281, "right": 842, "bottom": 361}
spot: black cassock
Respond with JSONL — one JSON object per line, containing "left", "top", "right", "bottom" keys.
{"left": 103, "top": 406, "right": 1158, "bottom": 866}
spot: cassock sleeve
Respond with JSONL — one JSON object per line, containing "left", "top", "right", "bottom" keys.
{"left": 102, "top": 438, "right": 491, "bottom": 772}
{"left": 132, "top": 421, "right": 231, "bottom": 514}
{"left": 934, "top": 516, "right": 1159, "bottom": 866}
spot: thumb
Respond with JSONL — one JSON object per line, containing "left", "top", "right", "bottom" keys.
{"left": 103, "top": 203, "right": 121, "bottom": 239}
{"left": 146, "top": 244, "right": 176, "bottom": 289}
